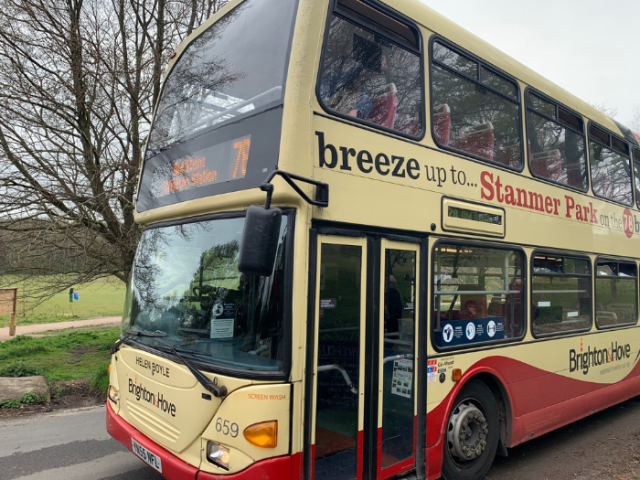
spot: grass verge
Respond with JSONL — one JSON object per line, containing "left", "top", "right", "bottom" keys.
{"left": 0, "top": 328, "right": 119, "bottom": 385}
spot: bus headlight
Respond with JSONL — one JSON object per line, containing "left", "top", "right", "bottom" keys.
{"left": 207, "top": 442, "right": 230, "bottom": 470}
{"left": 108, "top": 385, "right": 119, "bottom": 404}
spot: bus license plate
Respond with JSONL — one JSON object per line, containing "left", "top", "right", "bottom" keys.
{"left": 131, "top": 438, "right": 163, "bottom": 473}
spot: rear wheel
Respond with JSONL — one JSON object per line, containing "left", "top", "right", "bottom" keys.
{"left": 442, "top": 379, "right": 499, "bottom": 480}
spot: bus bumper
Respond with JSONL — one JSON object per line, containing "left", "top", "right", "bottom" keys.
{"left": 106, "top": 401, "right": 299, "bottom": 479}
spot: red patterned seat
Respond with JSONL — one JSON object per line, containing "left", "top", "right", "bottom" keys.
{"left": 451, "top": 121, "right": 495, "bottom": 160}
{"left": 368, "top": 83, "right": 398, "bottom": 129}
{"left": 433, "top": 104, "right": 451, "bottom": 145}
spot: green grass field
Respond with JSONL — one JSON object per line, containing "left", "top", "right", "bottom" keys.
{"left": 0, "top": 328, "right": 119, "bottom": 386}
{"left": 0, "top": 276, "right": 126, "bottom": 328}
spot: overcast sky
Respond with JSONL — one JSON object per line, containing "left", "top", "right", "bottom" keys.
{"left": 419, "top": 0, "right": 640, "bottom": 129}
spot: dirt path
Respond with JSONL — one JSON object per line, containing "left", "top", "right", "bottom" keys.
{"left": 0, "top": 316, "right": 121, "bottom": 341}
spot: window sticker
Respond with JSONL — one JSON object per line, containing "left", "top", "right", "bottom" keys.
{"left": 210, "top": 301, "right": 236, "bottom": 339}
{"left": 392, "top": 359, "right": 414, "bottom": 397}
{"left": 438, "top": 317, "right": 505, "bottom": 346}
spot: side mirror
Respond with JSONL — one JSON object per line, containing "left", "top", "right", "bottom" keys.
{"left": 238, "top": 205, "right": 282, "bottom": 276}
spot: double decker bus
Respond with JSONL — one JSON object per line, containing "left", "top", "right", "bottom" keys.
{"left": 105, "top": 0, "right": 640, "bottom": 479}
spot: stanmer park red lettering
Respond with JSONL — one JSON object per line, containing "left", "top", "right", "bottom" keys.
{"left": 480, "top": 171, "right": 560, "bottom": 215}
{"left": 480, "top": 171, "right": 599, "bottom": 225}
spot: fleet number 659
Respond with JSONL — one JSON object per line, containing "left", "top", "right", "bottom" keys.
{"left": 216, "top": 417, "right": 239, "bottom": 438}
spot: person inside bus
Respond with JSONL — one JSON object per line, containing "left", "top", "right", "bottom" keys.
{"left": 461, "top": 299, "right": 479, "bottom": 319}
{"left": 385, "top": 275, "right": 403, "bottom": 333}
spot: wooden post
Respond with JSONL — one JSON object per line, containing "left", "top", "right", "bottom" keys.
{"left": 0, "top": 288, "right": 18, "bottom": 336}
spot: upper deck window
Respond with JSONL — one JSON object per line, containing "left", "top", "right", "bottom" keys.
{"left": 146, "top": 0, "right": 297, "bottom": 158}
{"left": 136, "top": 0, "right": 298, "bottom": 212}
{"left": 318, "top": 0, "right": 423, "bottom": 137}
{"left": 589, "top": 124, "right": 633, "bottom": 205}
{"left": 526, "top": 92, "right": 588, "bottom": 191}
{"left": 430, "top": 41, "right": 522, "bottom": 170}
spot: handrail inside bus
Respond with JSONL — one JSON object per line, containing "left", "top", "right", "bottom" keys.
{"left": 192, "top": 86, "right": 283, "bottom": 132}
{"left": 317, "top": 364, "right": 358, "bottom": 394}
{"left": 383, "top": 353, "right": 413, "bottom": 365}
{"left": 434, "top": 290, "right": 521, "bottom": 295}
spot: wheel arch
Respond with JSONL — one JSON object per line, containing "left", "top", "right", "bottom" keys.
{"left": 471, "top": 371, "right": 513, "bottom": 456}
{"left": 440, "top": 366, "right": 514, "bottom": 456}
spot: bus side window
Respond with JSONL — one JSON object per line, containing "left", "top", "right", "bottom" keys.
{"left": 589, "top": 125, "right": 633, "bottom": 206}
{"left": 433, "top": 243, "right": 525, "bottom": 348}
{"left": 526, "top": 94, "right": 588, "bottom": 191}
{"left": 595, "top": 260, "right": 638, "bottom": 328}
{"left": 318, "top": 1, "right": 423, "bottom": 136}
{"left": 431, "top": 41, "right": 522, "bottom": 170}
{"left": 531, "top": 254, "right": 592, "bottom": 336}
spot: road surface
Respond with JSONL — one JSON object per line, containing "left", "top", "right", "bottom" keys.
{"left": 2, "top": 400, "right": 640, "bottom": 479}
{"left": 0, "top": 406, "right": 162, "bottom": 480}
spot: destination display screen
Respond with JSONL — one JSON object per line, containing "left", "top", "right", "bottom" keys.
{"left": 149, "top": 135, "right": 251, "bottom": 199}
{"left": 448, "top": 206, "right": 502, "bottom": 225}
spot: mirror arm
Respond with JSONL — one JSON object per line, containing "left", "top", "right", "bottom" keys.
{"left": 261, "top": 170, "right": 329, "bottom": 209}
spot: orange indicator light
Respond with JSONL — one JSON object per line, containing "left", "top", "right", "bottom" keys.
{"left": 243, "top": 420, "right": 278, "bottom": 448}
{"left": 452, "top": 368, "right": 462, "bottom": 382}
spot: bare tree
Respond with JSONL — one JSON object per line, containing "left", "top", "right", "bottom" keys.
{"left": 0, "top": 0, "right": 227, "bottom": 297}
{"left": 630, "top": 106, "right": 640, "bottom": 135}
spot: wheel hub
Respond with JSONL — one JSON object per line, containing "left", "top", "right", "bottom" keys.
{"left": 447, "top": 401, "right": 488, "bottom": 461}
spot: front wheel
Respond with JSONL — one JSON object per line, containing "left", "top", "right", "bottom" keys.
{"left": 442, "top": 379, "right": 499, "bottom": 480}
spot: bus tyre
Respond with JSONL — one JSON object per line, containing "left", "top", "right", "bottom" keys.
{"left": 442, "top": 379, "right": 499, "bottom": 480}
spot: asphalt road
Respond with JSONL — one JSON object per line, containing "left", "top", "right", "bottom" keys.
{"left": 2, "top": 400, "right": 640, "bottom": 480}
{"left": 0, "top": 406, "right": 162, "bottom": 480}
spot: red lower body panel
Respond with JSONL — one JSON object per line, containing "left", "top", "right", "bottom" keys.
{"left": 425, "top": 356, "right": 640, "bottom": 479}
{"left": 106, "top": 401, "right": 300, "bottom": 480}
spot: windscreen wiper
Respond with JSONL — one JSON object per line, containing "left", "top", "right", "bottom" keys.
{"left": 110, "top": 328, "right": 168, "bottom": 354}
{"left": 153, "top": 345, "right": 227, "bottom": 398}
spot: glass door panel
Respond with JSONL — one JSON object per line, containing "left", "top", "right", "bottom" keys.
{"left": 312, "top": 236, "right": 367, "bottom": 480}
{"left": 379, "top": 240, "right": 418, "bottom": 478}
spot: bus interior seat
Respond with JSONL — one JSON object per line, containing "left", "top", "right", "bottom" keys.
{"left": 458, "top": 284, "right": 487, "bottom": 319}
{"left": 368, "top": 83, "right": 398, "bottom": 128}
{"left": 530, "top": 149, "right": 562, "bottom": 179}
{"left": 488, "top": 296, "right": 505, "bottom": 316}
{"left": 451, "top": 121, "right": 495, "bottom": 160}
{"left": 596, "top": 310, "right": 618, "bottom": 326}
{"left": 534, "top": 305, "right": 563, "bottom": 325}
{"left": 607, "top": 304, "right": 634, "bottom": 323}
{"left": 494, "top": 141, "right": 521, "bottom": 168}
{"left": 433, "top": 104, "right": 451, "bottom": 145}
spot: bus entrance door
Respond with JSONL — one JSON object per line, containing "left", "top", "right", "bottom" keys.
{"left": 308, "top": 235, "right": 419, "bottom": 480}
{"left": 377, "top": 240, "right": 419, "bottom": 479}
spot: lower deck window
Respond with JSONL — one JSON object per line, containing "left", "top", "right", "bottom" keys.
{"left": 433, "top": 244, "right": 524, "bottom": 348}
{"left": 595, "top": 260, "right": 638, "bottom": 328}
{"left": 531, "top": 254, "right": 591, "bottom": 336}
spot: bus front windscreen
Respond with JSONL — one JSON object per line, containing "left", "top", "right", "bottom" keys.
{"left": 121, "top": 215, "right": 289, "bottom": 374}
